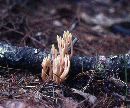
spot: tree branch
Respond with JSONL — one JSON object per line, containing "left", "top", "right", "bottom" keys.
{"left": 0, "top": 42, "right": 129, "bottom": 81}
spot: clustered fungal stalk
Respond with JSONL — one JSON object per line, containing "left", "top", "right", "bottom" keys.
{"left": 41, "top": 31, "right": 73, "bottom": 84}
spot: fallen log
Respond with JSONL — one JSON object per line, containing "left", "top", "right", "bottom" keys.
{"left": 0, "top": 42, "right": 129, "bottom": 81}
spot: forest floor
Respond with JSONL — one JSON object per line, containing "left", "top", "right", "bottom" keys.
{"left": 0, "top": 0, "right": 130, "bottom": 107}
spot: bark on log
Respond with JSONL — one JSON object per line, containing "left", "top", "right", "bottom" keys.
{"left": 0, "top": 42, "right": 129, "bottom": 81}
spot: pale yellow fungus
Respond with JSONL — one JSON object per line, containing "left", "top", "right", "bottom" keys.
{"left": 41, "top": 31, "right": 73, "bottom": 84}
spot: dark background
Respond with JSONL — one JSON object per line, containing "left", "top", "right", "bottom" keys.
{"left": 0, "top": 0, "right": 130, "bottom": 56}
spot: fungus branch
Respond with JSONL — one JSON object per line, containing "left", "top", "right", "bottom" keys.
{"left": 41, "top": 31, "right": 73, "bottom": 84}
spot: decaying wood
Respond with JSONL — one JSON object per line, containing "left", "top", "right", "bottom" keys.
{"left": 0, "top": 42, "right": 129, "bottom": 80}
